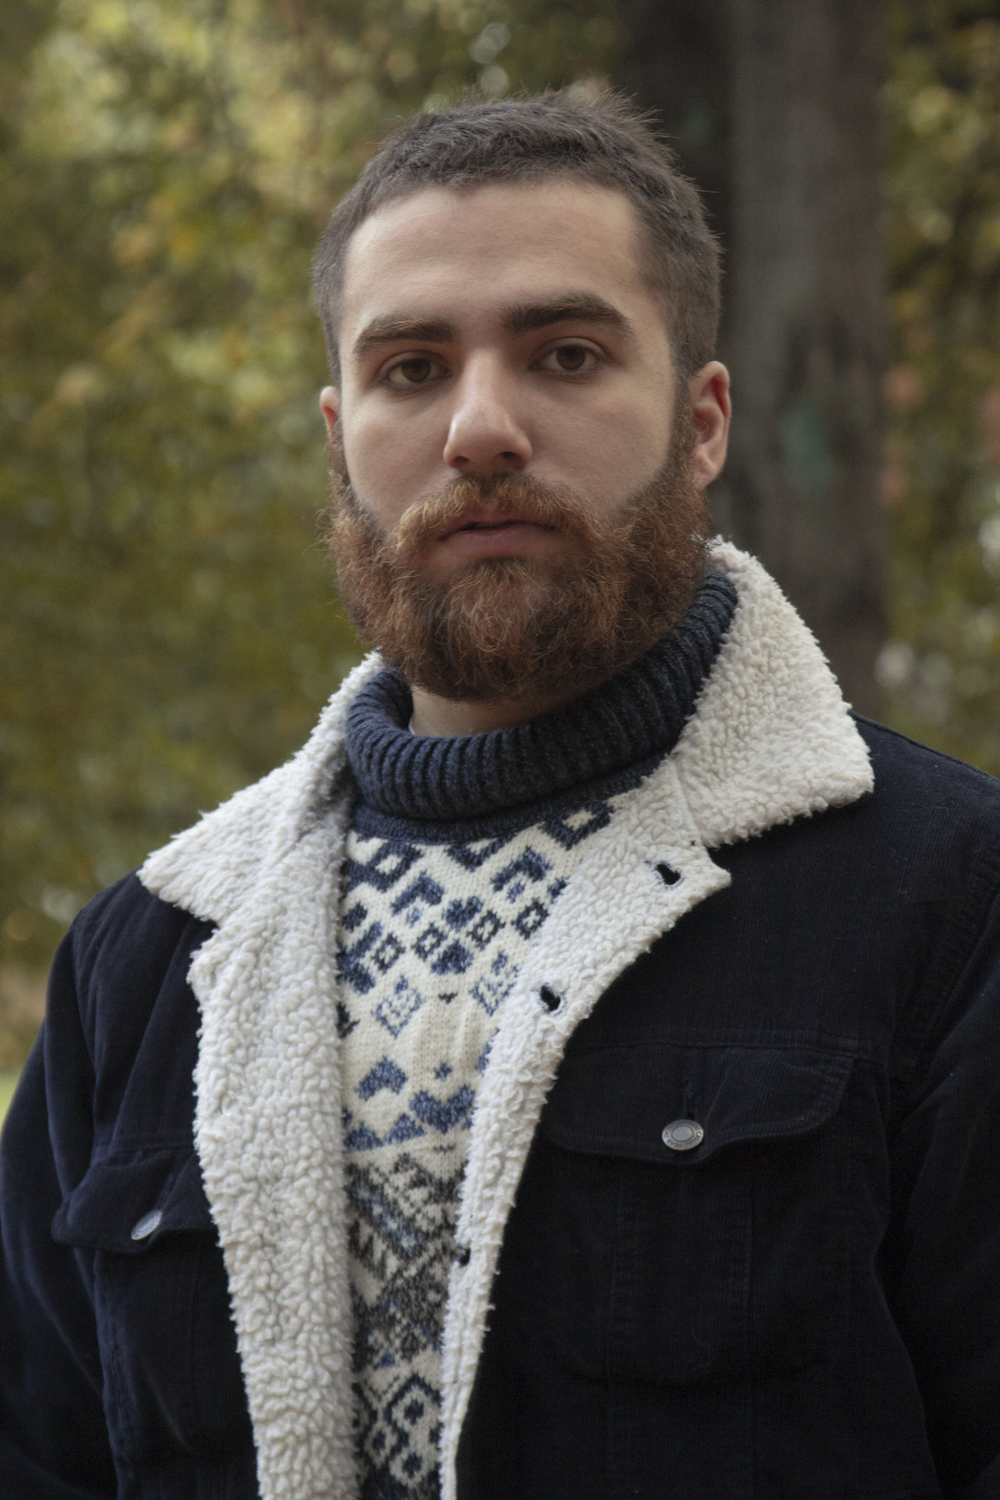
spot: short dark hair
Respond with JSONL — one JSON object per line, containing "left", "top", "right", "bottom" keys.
{"left": 313, "top": 89, "right": 721, "bottom": 382}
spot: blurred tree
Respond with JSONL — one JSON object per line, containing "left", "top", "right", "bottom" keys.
{"left": 880, "top": 0, "right": 1000, "bottom": 770}
{"left": 0, "top": 0, "right": 617, "bottom": 998}
{"left": 616, "top": 0, "right": 1000, "bottom": 751}
{"left": 8, "top": 0, "right": 1000, "bottom": 1071}
{"left": 613, "top": 3, "right": 730, "bottom": 269}
{"left": 617, "top": 0, "right": 886, "bottom": 716}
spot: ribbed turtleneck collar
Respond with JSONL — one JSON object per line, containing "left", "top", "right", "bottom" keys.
{"left": 345, "top": 570, "right": 736, "bottom": 827}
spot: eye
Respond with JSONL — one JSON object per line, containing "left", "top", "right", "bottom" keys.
{"left": 382, "top": 355, "right": 448, "bottom": 389}
{"left": 537, "top": 343, "right": 602, "bottom": 375}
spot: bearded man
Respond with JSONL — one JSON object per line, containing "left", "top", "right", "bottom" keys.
{"left": 3, "top": 90, "right": 1000, "bottom": 1500}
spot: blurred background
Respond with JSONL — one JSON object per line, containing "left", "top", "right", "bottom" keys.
{"left": 3, "top": 0, "right": 1000, "bottom": 1106}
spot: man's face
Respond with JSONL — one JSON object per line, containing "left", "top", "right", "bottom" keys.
{"left": 319, "top": 179, "right": 729, "bottom": 712}
{"left": 322, "top": 179, "right": 726, "bottom": 578}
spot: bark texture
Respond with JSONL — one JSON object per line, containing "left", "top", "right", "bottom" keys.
{"left": 618, "top": 0, "right": 886, "bottom": 714}
{"left": 613, "top": 0, "right": 731, "bottom": 250}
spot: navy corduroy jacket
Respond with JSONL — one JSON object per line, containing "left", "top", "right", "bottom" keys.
{"left": 3, "top": 718, "right": 1000, "bottom": 1499}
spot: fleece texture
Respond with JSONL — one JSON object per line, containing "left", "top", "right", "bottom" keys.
{"left": 139, "top": 543, "right": 873, "bottom": 1500}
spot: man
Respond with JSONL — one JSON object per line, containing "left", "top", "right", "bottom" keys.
{"left": 2, "top": 89, "right": 999, "bottom": 1500}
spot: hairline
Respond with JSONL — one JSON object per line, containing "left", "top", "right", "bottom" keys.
{"left": 322, "top": 171, "right": 683, "bottom": 387}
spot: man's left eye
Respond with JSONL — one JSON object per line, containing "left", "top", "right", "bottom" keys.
{"left": 539, "top": 345, "right": 600, "bottom": 374}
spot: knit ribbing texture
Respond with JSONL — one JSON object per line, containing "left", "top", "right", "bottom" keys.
{"left": 345, "top": 569, "right": 737, "bottom": 829}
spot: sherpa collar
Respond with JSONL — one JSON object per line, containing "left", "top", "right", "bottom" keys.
{"left": 139, "top": 543, "right": 873, "bottom": 1500}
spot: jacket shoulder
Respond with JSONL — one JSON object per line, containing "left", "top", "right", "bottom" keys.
{"left": 71, "top": 871, "right": 206, "bottom": 976}
{"left": 854, "top": 715, "right": 1000, "bottom": 829}
{"left": 63, "top": 873, "right": 214, "bottom": 1063}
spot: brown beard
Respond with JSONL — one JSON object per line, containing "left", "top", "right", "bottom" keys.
{"left": 323, "top": 421, "right": 710, "bottom": 704}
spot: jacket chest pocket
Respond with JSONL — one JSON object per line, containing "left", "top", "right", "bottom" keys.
{"left": 523, "top": 1043, "right": 858, "bottom": 1388}
{"left": 51, "top": 1147, "right": 252, "bottom": 1468}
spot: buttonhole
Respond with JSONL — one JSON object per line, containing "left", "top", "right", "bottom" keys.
{"left": 539, "top": 985, "right": 561, "bottom": 1012}
{"left": 656, "top": 862, "right": 682, "bottom": 887}
{"left": 455, "top": 1245, "right": 471, "bottom": 1267}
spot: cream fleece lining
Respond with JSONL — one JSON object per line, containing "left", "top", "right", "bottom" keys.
{"left": 140, "top": 544, "right": 873, "bottom": 1500}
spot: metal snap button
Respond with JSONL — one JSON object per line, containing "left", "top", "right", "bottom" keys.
{"left": 130, "top": 1209, "right": 163, "bottom": 1241}
{"left": 661, "top": 1119, "right": 704, "bottom": 1151}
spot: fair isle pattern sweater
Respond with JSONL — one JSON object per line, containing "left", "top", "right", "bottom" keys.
{"left": 336, "top": 572, "right": 736, "bottom": 1500}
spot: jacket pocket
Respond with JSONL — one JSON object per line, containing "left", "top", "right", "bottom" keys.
{"left": 52, "top": 1148, "right": 252, "bottom": 1469}
{"left": 533, "top": 1043, "right": 857, "bottom": 1387}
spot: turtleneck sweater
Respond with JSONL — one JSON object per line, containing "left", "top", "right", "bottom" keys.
{"left": 336, "top": 569, "right": 737, "bottom": 1500}
{"left": 345, "top": 568, "right": 736, "bottom": 832}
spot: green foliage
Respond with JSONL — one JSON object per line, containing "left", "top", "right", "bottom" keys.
{"left": 0, "top": 1073, "right": 19, "bottom": 1126}
{"left": 16, "top": 0, "right": 1000, "bottom": 1057}
{"left": 0, "top": 0, "right": 617, "bottom": 1002}
{"left": 883, "top": 1, "right": 1000, "bottom": 764}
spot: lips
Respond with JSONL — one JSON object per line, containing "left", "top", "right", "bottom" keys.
{"left": 459, "top": 519, "right": 524, "bottom": 532}
{"left": 445, "top": 511, "right": 549, "bottom": 539}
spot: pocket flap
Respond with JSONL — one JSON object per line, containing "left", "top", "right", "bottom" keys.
{"left": 52, "top": 1148, "right": 214, "bottom": 1253}
{"left": 540, "top": 1044, "right": 854, "bottom": 1164}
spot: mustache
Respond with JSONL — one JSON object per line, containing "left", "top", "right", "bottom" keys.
{"left": 392, "top": 472, "right": 611, "bottom": 559}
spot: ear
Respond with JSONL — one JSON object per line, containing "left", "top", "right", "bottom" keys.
{"left": 319, "top": 386, "right": 340, "bottom": 434}
{"left": 687, "top": 361, "right": 731, "bottom": 487}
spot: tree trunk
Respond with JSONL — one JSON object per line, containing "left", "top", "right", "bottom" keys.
{"left": 612, "top": 1, "right": 732, "bottom": 249}
{"left": 617, "top": 0, "right": 886, "bottom": 715}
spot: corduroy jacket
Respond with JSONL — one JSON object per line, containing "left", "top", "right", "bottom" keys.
{"left": 3, "top": 543, "right": 1000, "bottom": 1500}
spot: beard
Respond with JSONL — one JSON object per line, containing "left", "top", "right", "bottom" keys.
{"left": 323, "top": 421, "right": 710, "bottom": 705}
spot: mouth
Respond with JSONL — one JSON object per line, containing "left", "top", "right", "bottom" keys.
{"left": 445, "top": 511, "right": 551, "bottom": 539}
{"left": 432, "top": 509, "right": 558, "bottom": 561}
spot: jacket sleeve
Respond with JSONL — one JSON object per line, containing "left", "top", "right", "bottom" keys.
{"left": 0, "top": 931, "right": 117, "bottom": 1498}
{"left": 887, "top": 881, "right": 1000, "bottom": 1500}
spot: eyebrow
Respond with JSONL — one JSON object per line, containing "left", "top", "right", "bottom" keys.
{"left": 351, "top": 293, "right": 634, "bottom": 364}
{"left": 352, "top": 317, "right": 457, "bottom": 363}
{"left": 502, "top": 293, "right": 635, "bottom": 340}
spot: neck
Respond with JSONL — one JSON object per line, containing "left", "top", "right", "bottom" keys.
{"left": 409, "top": 685, "right": 579, "bottom": 737}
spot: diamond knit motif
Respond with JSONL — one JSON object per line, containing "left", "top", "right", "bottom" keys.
{"left": 337, "top": 573, "right": 738, "bottom": 1498}
{"left": 338, "top": 797, "right": 628, "bottom": 1499}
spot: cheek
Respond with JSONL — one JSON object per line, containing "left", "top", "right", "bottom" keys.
{"left": 340, "top": 401, "right": 446, "bottom": 518}
{"left": 559, "top": 394, "right": 671, "bottom": 496}
{"left": 340, "top": 416, "right": 410, "bottom": 521}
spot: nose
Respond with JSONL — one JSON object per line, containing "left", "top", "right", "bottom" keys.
{"left": 442, "top": 355, "right": 533, "bottom": 473}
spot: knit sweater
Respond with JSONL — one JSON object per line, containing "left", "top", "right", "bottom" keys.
{"left": 336, "top": 571, "right": 736, "bottom": 1500}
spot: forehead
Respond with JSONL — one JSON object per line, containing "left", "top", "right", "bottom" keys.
{"left": 339, "top": 180, "right": 651, "bottom": 337}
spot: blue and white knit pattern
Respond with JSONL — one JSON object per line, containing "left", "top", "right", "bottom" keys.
{"left": 338, "top": 794, "right": 632, "bottom": 1499}
{"left": 335, "top": 570, "right": 738, "bottom": 1497}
